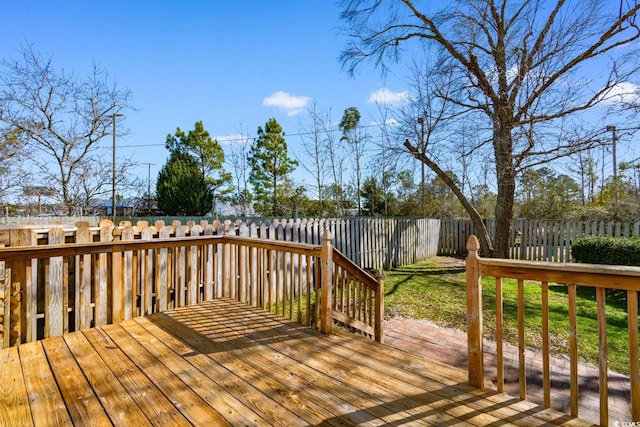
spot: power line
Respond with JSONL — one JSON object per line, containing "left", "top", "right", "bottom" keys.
{"left": 100, "top": 123, "right": 392, "bottom": 149}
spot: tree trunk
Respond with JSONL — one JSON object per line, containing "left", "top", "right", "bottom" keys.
{"left": 404, "top": 140, "right": 494, "bottom": 256}
{"left": 493, "top": 121, "right": 516, "bottom": 259}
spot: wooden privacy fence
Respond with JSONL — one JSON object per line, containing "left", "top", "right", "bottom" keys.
{"left": 441, "top": 219, "right": 640, "bottom": 261}
{"left": 0, "top": 216, "right": 440, "bottom": 270}
{"left": 0, "top": 220, "right": 384, "bottom": 349}
{"left": 466, "top": 235, "right": 639, "bottom": 425}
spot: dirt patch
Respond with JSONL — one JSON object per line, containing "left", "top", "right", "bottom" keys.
{"left": 434, "top": 256, "right": 466, "bottom": 268}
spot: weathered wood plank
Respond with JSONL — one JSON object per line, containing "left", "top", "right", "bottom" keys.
{"left": 134, "top": 315, "right": 311, "bottom": 427}
{"left": 1, "top": 297, "right": 597, "bottom": 427}
{"left": 99, "top": 323, "right": 231, "bottom": 426}
{"left": 154, "top": 304, "right": 440, "bottom": 426}
{"left": 41, "top": 337, "right": 111, "bottom": 425}
{"left": 118, "top": 319, "right": 259, "bottom": 426}
{"left": 0, "top": 346, "right": 33, "bottom": 426}
{"left": 82, "top": 327, "right": 191, "bottom": 427}
{"left": 63, "top": 331, "right": 153, "bottom": 426}
{"left": 19, "top": 342, "right": 72, "bottom": 426}
{"left": 213, "top": 299, "right": 596, "bottom": 427}
{"left": 192, "top": 301, "right": 515, "bottom": 426}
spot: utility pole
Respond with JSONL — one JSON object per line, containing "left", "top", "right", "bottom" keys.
{"left": 110, "top": 113, "right": 124, "bottom": 224}
{"left": 606, "top": 125, "right": 618, "bottom": 218}
{"left": 418, "top": 116, "right": 425, "bottom": 211}
{"left": 142, "top": 162, "right": 155, "bottom": 212}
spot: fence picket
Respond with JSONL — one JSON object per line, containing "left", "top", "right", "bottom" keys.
{"left": 46, "top": 228, "right": 65, "bottom": 338}
{"left": 440, "top": 218, "right": 640, "bottom": 260}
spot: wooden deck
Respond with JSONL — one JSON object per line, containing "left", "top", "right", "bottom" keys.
{"left": 1, "top": 298, "right": 596, "bottom": 426}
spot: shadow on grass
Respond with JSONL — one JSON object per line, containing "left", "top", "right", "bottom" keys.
{"left": 549, "top": 284, "right": 633, "bottom": 312}
{"left": 389, "top": 266, "right": 466, "bottom": 276}
{"left": 384, "top": 270, "right": 466, "bottom": 297}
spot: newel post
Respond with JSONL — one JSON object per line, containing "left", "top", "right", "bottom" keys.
{"left": 466, "top": 235, "right": 484, "bottom": 388}
{"left": 320, "top": 229, "right": 333, "bottom": 335}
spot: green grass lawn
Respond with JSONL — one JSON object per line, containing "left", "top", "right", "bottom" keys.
{"left": 383, "top": 257, "right": 634, "bottom": 374}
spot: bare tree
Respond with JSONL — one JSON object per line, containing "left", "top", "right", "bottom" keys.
{"left": 0, "top": 44, "right": 132, "bottom": 215}
{"left": 227, "top": 125, "right": 253, "bottom": 216}
{"left": 297, "top": 100, "right": 328, "bottom": 212}
{"left": 0, "top": 126, "right": 27, "bottom": 204}
{"left": 320, "top": 110, "right": 348, "bottom": 216}
{"left": 339, "top": 107, "right": 368, "bottom": 215}
{"left": 340, "top": 0, "right": 640, "bottom": 257}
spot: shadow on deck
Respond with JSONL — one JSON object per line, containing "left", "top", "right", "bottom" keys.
{"left": 1, "top": 298, "right": 596, "bottom": 426}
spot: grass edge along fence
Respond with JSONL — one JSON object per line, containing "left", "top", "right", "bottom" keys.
{"left": 440, "top": 218, "right": 640, "bottom": 261}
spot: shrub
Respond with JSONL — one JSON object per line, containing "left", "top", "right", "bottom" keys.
{"left": 572, "top": 236, "right": 640, "bottom": 266}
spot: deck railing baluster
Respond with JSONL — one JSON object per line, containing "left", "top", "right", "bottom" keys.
{"left": 629, "top": 290, "right": 639, "bottom": 421}
{"left": 541, "top": 281, "right": 550, "bottom": 408}
{"left": 517, "top": 279, "right": 526, "bottom": 400}
{"left": 568, "top": 283, "right": 578, "bottom": 417}
{"left": 495, "top": 277, "right": 504, "bottom": 393}
{"left": 596, "top": 287, "right": 608, "bottom": 425}
{"left": 0, "top": 221, "right": 384, "bottom": 349}
{"left": 465, "top": 234, "right": 640, "bottom": 425}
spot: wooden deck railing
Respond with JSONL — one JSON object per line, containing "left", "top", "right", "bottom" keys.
{"left": 466, "top": 235, "right": 639, "bottom": 425}
{"left": 0, "top": 222, "right": 384, "bottom": 349}
{"left": 332, "top": 250, "right": 384, "bottom": 343}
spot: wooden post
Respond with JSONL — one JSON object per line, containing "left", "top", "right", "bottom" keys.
{"left": 629, "top": 290, "right": 640, "bottom": 422}
{"left": 96, "top": 224, "right": 112, "bottom": 327}
{"left": 157, "top": 226, "right": 170, "bottom": 312}
{"left": 46, "top": 228, "right": 65, "bottom": 338}
{"left": 121, "top": 226, "right": 135, "bottom": 320}
{"left": 466, "top": 235, "right": 484, "bottom": 388}
{"left": 111, "top": 226, "right": 124, "bottom": 323}
{"left": 375, "top": 270, "right": 385, "bottom": 343}
{"left": 8, "top": 228, "right": 37, "bottom": 345}
{"left": 320, "top": 229, "right": 333, "bottom": 335}
{"left": 1, "top": 260, "right": 8, "bottom": 348}
{"left": 76, "top": 224, "right": 92, "bottom": 330}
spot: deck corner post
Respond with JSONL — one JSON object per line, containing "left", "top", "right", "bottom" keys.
{"left": 320, "top": 229, "right": 333, "bottom": 335}
{"left": 466, "top": 235, "right": 484, "bottom": 388}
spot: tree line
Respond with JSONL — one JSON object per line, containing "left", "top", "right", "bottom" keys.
{"left": 1, "top": 1, "right": 640, "bottom": 260}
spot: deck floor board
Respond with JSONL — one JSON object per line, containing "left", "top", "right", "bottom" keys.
{"left": 19, "top": 342, "right": 71, "bottom": 426}
{"left": 0, "top": 298, "right": 597, "bottom": 426}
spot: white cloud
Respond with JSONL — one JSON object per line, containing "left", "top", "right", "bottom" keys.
{"left": 599, "top": 81, "right": 640, "bottom": 105}
{"left": 368, "top": 88, "right": 409, "bottom": 105}
{"left": 263, "top": 91, "right": 312, "bottom": 116}
{"left": 215, "top": 133, "right": 251, "bottom": 145}
{"left": 370, "top": 118, "right": 399, "bottom": 127}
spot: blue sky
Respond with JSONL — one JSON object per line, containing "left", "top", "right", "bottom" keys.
{"left": 3, "top": 1, "right": 639, "bottom": 204}
{"left": 0, "top": 1, "right": 406, "bottom": 194}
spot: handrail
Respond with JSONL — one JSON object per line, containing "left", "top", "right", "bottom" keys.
{"left": 332, "top": 249, "right": 384, "bottom": 343}
{"left": 0, "top": 234, "right": 323, "bottom": 260}
{"left": 0, "top": 225, "right": 385, "bottom": 349}
{"left": 466, "top": 235, "right": 639, "bottom": 425}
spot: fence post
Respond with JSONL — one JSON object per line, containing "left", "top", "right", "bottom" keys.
{"left": 466, "top": 235, "right": 484, "bottom": 388}
{"left": 320, "top": 229, "right": 333, "bottom": 335}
